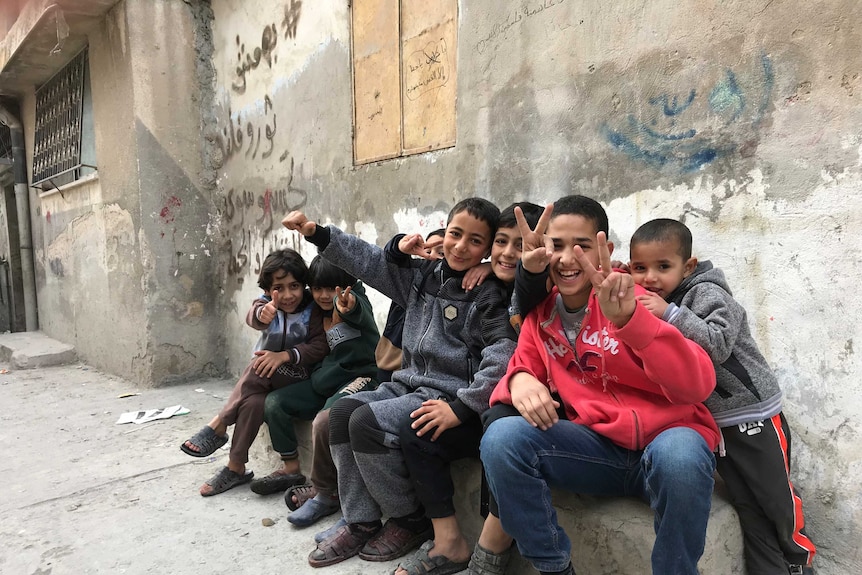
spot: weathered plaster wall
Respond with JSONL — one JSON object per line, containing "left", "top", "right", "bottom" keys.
{"left": 29, "top": 0, "right": 224, "bottom": 385}
{"left": 209, "top": 1, "right": 862, "bottom": 571}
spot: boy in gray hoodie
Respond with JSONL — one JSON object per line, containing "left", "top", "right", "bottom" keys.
{"left": 628, "top": 218, "right": 816, "bottom": 575}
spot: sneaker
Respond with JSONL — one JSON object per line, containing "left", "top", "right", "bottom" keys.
{"left": 789, "top": 566, "right": 815, "bottom": 575}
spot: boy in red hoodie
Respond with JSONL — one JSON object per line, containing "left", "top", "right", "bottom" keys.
{"left": 478, "top": 195, "right": 720, "bottom": 575}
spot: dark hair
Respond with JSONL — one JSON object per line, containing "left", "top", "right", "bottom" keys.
{"left": 499, "top": 202, "right": 543, "bottom": 230}
{"left": 258, "top": 248, "right": 308, "bottom": 291}
{"left": 551, "top": 195, "right": 609, "bottom": 236}
{"left": 630, "top": 218, "right": 693, "bottom": 260}
{"left": 447, "top": 197, "right": 501, "bottom": 235}
{"left": 307, "top": 255, "right": 356, "bottom": 289}
{"left": 426, "top": 228, "right": 445, "bottom": 240}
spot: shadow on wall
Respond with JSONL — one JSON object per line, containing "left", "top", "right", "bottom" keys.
{"left": 488, "top": 64, "right": 541, "bottom": 206}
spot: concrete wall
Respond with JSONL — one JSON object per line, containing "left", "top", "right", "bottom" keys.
{"left": 26, "top": 0, "right": 224, "bottom": 385}
{"left": 209, "top": 0, "right": 862, "bottom": 571}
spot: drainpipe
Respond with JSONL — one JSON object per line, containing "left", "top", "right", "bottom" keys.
{"left": 0, "top": 105, "right": 39, "bottom": 331}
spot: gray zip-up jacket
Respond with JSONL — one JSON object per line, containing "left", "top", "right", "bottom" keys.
{"left": 664, "top": 261, "right": 783, "bottom": 427}
{"left": 306, "top": 225, "right": 517, "bottom": 421}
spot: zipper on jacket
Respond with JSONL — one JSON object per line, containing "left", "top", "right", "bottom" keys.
{"left": 280, "top": 310, "right": 287, "bottom": 351}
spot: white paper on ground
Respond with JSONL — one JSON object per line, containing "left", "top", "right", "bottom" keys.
{"left": 115, "top": 405, "right": 190, "bottom": 425}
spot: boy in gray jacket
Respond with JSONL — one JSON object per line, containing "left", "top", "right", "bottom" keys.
{"left": 628, "top": 218, "right": 816, "bottom": 575}
{"left": 283, "top": 198, "right": 517, "bottom": 569}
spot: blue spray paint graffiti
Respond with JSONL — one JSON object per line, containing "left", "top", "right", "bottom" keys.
{"left": 602, "top": 53, "right": 774, "bottom": 173}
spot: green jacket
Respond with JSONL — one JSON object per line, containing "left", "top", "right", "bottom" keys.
{"left": 310, "top": 281, "right": 380, "bottom": 398}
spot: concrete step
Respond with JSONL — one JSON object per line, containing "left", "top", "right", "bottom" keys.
{"left": 0, "top": 330, "right": 77, "bottom": 369}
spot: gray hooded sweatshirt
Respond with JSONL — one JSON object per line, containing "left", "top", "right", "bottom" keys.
{"left": 664, "top": 261, "right": 783, "bottom": 428}
{"left": 307, "top": 225, "right": 517, "bottom": 421}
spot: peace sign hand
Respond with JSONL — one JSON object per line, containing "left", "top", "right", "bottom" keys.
{"left": 572, "top": 232, "right": 635, "bottom": 328}
{"left": 335, "top": 286, "right": 355, "bottom": 315}
{"left": 398, "top": 233, "right": 430, "bottom": 259}
{"left": 515, "top": 204, "right": 554, "bottom": 274}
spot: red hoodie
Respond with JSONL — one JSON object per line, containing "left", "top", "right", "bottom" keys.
{"left": 490, "top": 286, "right": 720, "bottom": 451}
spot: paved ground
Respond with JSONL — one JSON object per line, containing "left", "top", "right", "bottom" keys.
{"left": 0, "top": 358, "right": 408, "bottom": 575}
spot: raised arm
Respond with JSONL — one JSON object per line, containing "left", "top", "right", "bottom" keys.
{"left": 283, "top": 211, "right": 417, "bottom": 308}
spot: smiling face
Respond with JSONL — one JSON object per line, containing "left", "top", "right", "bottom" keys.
{"left": 628, "top": 240, "right": 697, "bottom": 299}
{"left": 267, "top": 270, "right": 305, "bottom": 313}
{"left": 547, "top": 214, "right": 612, "bottom": 309}
{"left": 490, "top": 226, "right": 522, "bottom": 284}
{"left": 443, "top": 211, "right": 492, "bottom": 272}
{"left": 311, "top": 286, "right": 337, "bottom": 311}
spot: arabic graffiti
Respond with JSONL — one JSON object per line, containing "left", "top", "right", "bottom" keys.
{"left": 232, "top": 0, "right": 303, "bottom": 94}
{"left": 222, "top": 158, "right": 308, "bottom": 276}
{"left": 602, "top": 53, "right": 774, "bottom": 173}
{"left": 215, "top": 94, "right": 282, "bottom": 166}
{"left": 282, "top": 0, "right": 302, "bottom": 40}
{"left": 225, "top": 229, "right": 301, "bottom": 277}
{"left": 476, "top": 0, "right": 567, "bottom": 55}
{"left": 404, "top": 39, "right": 449, "bottom": 101}
{"left": 232, "top": 24, "right": 278, "bottom": 94}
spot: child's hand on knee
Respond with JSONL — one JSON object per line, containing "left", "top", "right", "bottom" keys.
{"left": 409, "top": 399, "right": 461, "bottom": 441}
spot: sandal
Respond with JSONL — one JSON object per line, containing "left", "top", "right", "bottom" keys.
{"left": 393, "top": 540, "right": 469, "bottom": 575}
{"left": 200, "top": 466, "right": 254, "bottom": 497}
{"left": 466, "top": 543, "right": 513, "bottom": 575}
{"left": 308, "top": 522, "right": 381, "bottom": 568}
{"left": 359, "top": 518, "right": 433, "bottom": 562}
{"left": 249, "top": 470, "right": 306, "bottom": 495}
{"left": 287, "top": 495, "right": 340, "bottom": 527}
{"left": 181, "top": 426, "right": 228, "bottom": 458}
{"left": 315, "top": 517, "right": 347, "bottom": 544}
{"left": 285, "top": 483, "right": 317, "bottom": 511}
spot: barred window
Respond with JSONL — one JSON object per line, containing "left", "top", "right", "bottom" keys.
{"left": 0, "top": 121, "right": 11, "bottom": 168}
{"left": 32, "top": 47, "right": 96, "bottom": 189}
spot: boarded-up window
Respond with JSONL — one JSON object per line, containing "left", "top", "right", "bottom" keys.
{"left": 352, "top": 0, "right": 457, "bottom": 165}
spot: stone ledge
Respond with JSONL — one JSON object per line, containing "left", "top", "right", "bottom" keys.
{"left": 252, "top": 423, "right": 744, "bottom": 574}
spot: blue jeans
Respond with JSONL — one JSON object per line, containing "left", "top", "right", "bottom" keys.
{"left": 481, "top": 417, "right": 716, "bottom": 574}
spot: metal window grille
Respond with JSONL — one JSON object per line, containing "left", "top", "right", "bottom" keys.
{"left": 0, "top": 122, "right": 11, "bottom": 165}
{"left": 32, "top": 48, "right": 87, "bottom": 185}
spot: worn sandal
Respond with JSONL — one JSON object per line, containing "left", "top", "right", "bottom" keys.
{"left": 285, "top": 482, "right": 318, "bottom": 511}
{"left": 308, "top": 522, "right": 381, "bottom": 567}
{"left": 181, "top": 426, "right": 228, "bottom": 458}
{"left": 249, "top": 470, "right": 306, "bottom": 495}
{"left": 393, "top": 540, "right": 469, "bottom": 575}
{"left": 287, "top": 495, "right": 340, "bottom": 527}
{"left": 359, "top": 518, "right": 433, "bottom": 562}
{"left": 200, "top": 466, "right": 254, "bottom": 497}
{"left": 466, "top": 543, "right": 513, "bottom": 575}
{"left": 315, "top": 517, "right": 347, "bottom": 544}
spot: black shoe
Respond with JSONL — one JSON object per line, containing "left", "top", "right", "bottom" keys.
{"left": 248, "top": 471, "right": 306, "bottom": 495}
{"left": 789, "top": 565, "right": 815, "bottom": 575}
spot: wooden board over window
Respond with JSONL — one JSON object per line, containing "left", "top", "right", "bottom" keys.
{"left": 400, "top": 0, "right": 457, "bottom": 155}
{"left": 351, "top": 0, "right": 457, "bottom": 164}
{"left": 352, "top": 0, "right": 402, "bottom": 164}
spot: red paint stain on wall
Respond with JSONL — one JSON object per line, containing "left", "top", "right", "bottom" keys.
{"left": 160, "top": 196, "right": 183, "bottom": 223}
{"left": 46, "top": 210, "right": 51, "bottom": 223}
